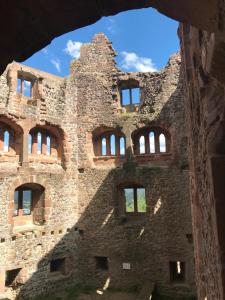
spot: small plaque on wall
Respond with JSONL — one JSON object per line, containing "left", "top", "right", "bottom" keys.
{"left": 122, "top": 263, "right": 131, "bottom": 270}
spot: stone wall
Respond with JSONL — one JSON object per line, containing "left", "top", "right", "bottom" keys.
{"left": 0, "top": 33, "right": 196, "bottom": 299}
{"left": 180, "top": 23, "right": 225, "bottom": 300}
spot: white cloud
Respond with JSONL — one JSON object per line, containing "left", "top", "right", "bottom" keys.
{"left": 64, "top": 40, "right": 83, "bottom": 59}
{"left": 41, "top": 48, "right": 48, "bottom": 54}
{"left": 121, "top": 51, "right": 157, "bottom": 72}
{"left": 51, "top": 58, "right": 61, "bottom": 72}
{"left": 107, "top": 18, "right": 117, "bottom": 34}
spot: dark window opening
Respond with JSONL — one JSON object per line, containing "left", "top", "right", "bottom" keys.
{"left": 95, "top": 256, "right": 109, "bottom": 270}
{"left": 124, "top": 187, "right": 146, "bottom": 213}
{"left": 50, "top": 258, "right": 66, "bottom": 274}
{"left": 121, "top": 87, "right": 140, "bottom": 106}
{"left": 170, "top": 261, "right": 186, "bottom": 283}
{"left": 5, "top": 268, "right": 22, "bottom": 287}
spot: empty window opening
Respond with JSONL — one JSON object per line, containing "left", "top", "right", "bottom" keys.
{"left": 124, "top": 186, "right": 146, "bottom": 213}
{"left": 110, "top": 134, "right": 116, "bottom": 155}
{"left": 121, "top": 87, "right": 140, "bottom": 106}
{"left": 29, "top": 129, "right": 58, "bottom": 158}
{"left": 50, "top": 258, "right": 66, "bottom": 274}
{"left": 101, "top": 137, "right": 107, "bottom": 156}
{"left": 149, "top": 132, "right": 155, "bottom": 153}
{"left": 159, "top": 133, "right": 166, "bottom": 153}
{"left": 170, "top": 261, "right": 185, "bottom": 283}
{"left": 13, "top": 183, "right": 45, "bottom": 226}
{"left": 17, "top": 77, "right": 32, "bottom": 97}
{"left": 95, "top": 256, "right": 109, "bottom": 270}
{"left": 139, "top": 136, "right": 145, "bottom": 154}
{"left": 37, "top": 132, "right": 42, "bottom": 154}
{"left": 5, "top": 268, "right": 22, "bottom": 287}
{"left": 94, "top": 130, "right": 126, "bottom": 157}
{"left": 132, "top": 127, "right": 170, "bottom": 156}
{"left": 46, "top": 136, "right": 51, "bottom": 155}
{"left": 120, "top": 137, "right": 125, "bottom": 155}
{"left": 3, "top": 130, "right": 9, "bottom": 152}
{"left": 14, "top": 189, "right": 32, "bottom": 216}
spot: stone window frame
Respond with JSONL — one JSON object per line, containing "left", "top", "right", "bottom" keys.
{"left": 48, "top": 255, "right": 74, "bottom": 279}
{"left": 93, "top": 129, "right": 126, "bottom": 157}
{"left": 118, "top": 79, "right": 141, "bottom": 112}
{"left": 117, "top": 183, "right": 147, "bottom": 217}
{"left": 16, "top": 71, "right": 39, "bottom": 106}
{"left": 0, "top": 117, "right": 23, "bottom": 162}
{"left": 12, "top": 183, "right": 45, "bottom": 227}
{"left": 132, "top": 126, "right": 172, "bottom": 157}
{"left": 28, "top": 126, "right": 62, "bottom": 163}
{"left": 8, "top": 177, "right": 51, "bottom": 229}
{"left": 170, "top": 261, "right": 186, "bottom": 283}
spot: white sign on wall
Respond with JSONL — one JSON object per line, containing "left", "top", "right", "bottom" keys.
{"left": 122, "top": 263, "right": 131, "bottom": 270}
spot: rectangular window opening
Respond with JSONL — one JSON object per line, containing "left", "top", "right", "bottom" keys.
{"left": 170, "top": 261, "right": 185, "bottom": 283}
{"left": 22, "top": 190, "right": 32, "bottom": 215}
{"left": 50, "top": 258, "right": 66, "bottom": 274}
{"left": 121, "top": 89, "right": 130, "bottom": 106}
{"left": 17, "top": 76, "right": 33, "bottom": 98}
{"left": 95, "top": 256, "right": 109, "bottom": 270}
{"left": 5, "top": 268, "right": 22, "bottom": 287}
{"left": 125, "top": 188, "right": 135, "bottom": 212}
{"left": 131, "top": 88, "right": 140, "bottom": 104}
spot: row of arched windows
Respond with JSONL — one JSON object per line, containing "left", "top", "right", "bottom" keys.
{"left": 0, "top": 122, "right": 60, "bottom": 159}
{"left": 93, "top": 127, "right": 171, "bottom": 157}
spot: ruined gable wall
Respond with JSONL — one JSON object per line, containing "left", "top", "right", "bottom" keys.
{"left": 75, "top": 34, "right": 196, "bottom": 296}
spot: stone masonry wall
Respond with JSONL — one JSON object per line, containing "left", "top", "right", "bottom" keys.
{"left": 0, "top": 33, "right": 196, "bottom": 299}
{"left": 74, "top": 34, "right": 196, "bottom": 298}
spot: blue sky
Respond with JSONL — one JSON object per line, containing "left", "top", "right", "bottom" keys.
{"left": 23, "top": 8, "right": 179, "bottom": 77}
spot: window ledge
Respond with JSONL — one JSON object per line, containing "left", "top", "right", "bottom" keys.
{"left": 13, "top": 224, "right": 43, "bottom": 234}
{"left": 134, "top": 153, "right": 172, "bottom": 161}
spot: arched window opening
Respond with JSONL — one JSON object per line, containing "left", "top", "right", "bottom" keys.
{"left": 37, "top": 132, "right": 42, "bottom": 154}
{"left": 13, "top": 184, "right": 45, "bottom": 226}
{"left": 101, "top": 137, "right": 107, "bottom": 156}
{"left": 120, "top": 137, "right": 125, "bottom": 155}
{"left": 123, "top": 186, "right": 146, "bottom": 213}
{"left": 93, "top": 130, "right": 126, "bottom": 157}
{"left": 110, "top": 134, "right": 116, "bottom": 155}
{"left": 46, "top": 136, "right": 51, "bottom": 156}
{"left": 149, "top": 132, "right": 155, "bottom": 153}
{"left": 29, "top": 128, "right": 60, "bottom": 159}
{"left": 28, "top": 134, "right": 32, "bottom": 154}
{"left": 3, "top": 130, "right": 9, "bottom": 152}
{"left": 132, "top": 127, "right": 171, "bottom": 156}
{"left": 139, "top": 136, "right": 145, "bottom": 154}
{"left": 159, "top": 133, "right": 166, "bottom": 153}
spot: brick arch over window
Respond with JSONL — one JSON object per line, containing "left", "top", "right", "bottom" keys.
{"left": 132, "top": 126, "right": 171, "bottom": 156}
{"left": 93, "top": 127, "right": 126, "bottom": 157}
{"left": 29, "top": 125, "right": 63, "bottom": 160}
{"left": 8, "top": 176, "right": 51, "bottom": 228}
{"left": 0, "top": 116, "right": 23, "bottom": 160}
